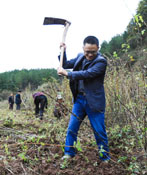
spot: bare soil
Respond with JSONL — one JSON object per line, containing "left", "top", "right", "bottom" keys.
{"left": 0, "top": 109, "right": 146, "bottom": 175}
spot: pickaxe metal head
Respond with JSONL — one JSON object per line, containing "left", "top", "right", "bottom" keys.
{"left": 43, "top": 17, "right": 71, "bottom": 68}
{"left": 43, "top": 17, "right": 71, "bottom": 26}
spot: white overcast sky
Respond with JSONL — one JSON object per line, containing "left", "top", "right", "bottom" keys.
{"left": 0, "top": 0, "right": 141, "bottom": 73}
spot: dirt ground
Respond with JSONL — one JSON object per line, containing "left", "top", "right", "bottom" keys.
{"left": 0, "top": 109, "right": 146, "bottom": 175}
{"left": 0, "top": 128, "right": 135, "bottom": 175}
{"left": 0, "top": 144, "right": 129, "bottom": 175}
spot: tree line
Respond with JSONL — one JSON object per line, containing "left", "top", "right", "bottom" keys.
{"left": 0, "top": 0, "right": 146, "bottom": 96}
{"left": 100, "top": 0, "right": 147, "bottom": 57}
{"left": 0, "top": 68, "right": 59, "bottom": 92}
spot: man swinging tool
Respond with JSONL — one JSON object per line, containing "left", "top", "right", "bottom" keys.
{"left": 57, "top": 36, "right": 110, "bottom": 162}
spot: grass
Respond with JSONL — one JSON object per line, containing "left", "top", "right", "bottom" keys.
{"left": 0, "top": 59, "right": 146, "bottom": 174}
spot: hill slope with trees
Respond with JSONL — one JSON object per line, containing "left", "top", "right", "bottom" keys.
{"left": 100, "top": 0, "right": 147, "bottom": 63}
{"left": 0, "top": 1, "right": 146, "bottom": 174}
{"left": 0, "top": 68, "right": 59, "bottom": 100}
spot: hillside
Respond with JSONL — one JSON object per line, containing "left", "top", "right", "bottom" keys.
{"left": 0, "top": 1, "right": 146, "bottom": 174}
{"left": 0, "top": 60, "right": 146, "bottom": 174}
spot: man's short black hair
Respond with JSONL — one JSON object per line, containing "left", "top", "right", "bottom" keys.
{"left": 83, "top": 36, "right": 99, "bottom": 46}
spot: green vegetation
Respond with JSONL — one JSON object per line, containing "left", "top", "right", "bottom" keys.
{"left": 0, "top": 68, "right": 59, "bottom": 100}
{"left": 0, "top": 69, "right": 146, "bottom": 174}
{"left": 0, "top": 1, "right": 146, "bottom": 174}
{"left": 100, "top": 0, "right": 147, "bottom": 60}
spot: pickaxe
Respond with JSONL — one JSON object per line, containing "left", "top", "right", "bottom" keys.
{"left": 43, "top": 17, "right": 71, "bottom": 68}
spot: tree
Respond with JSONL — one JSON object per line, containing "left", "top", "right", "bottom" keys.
{"left": 0, "top": 68, "right": 59, "bottom": 92}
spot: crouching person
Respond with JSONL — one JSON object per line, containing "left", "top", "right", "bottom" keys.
{"left": 32, "top": 92, "right": 48, "bottom": 120}
{"left": 53, "top": 94, "right": 68, "bottom": 119}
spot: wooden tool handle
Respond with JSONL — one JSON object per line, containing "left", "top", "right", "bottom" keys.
{"left": 60, "top": 22, "right": 70, "bottom": 68}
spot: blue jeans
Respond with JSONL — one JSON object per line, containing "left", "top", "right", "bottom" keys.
{"left": 64, "top": 94, "right": 110, "bottom": 161}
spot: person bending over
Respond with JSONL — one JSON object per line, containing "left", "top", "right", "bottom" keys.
{"left": 32, "top": 92, "right": 48, "bottom": 120}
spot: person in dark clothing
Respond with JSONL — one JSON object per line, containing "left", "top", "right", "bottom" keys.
{"left": 53, "top": 94, "right": 68, "bottom": 119}
{"left": 57, "top": 36, "right": 110, "bottom": 162}
{"left": 15, "top": 91, "right": 22, "bottom": 110}
{"left": 32, "top": 92, "right": 48, "bottom": 120}
{"left": 8, "top": 93, "right": 14, "bottom": 110}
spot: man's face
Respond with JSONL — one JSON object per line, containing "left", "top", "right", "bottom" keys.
{"left": 83, "top": 43, "right": 99, "bottom": 60}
